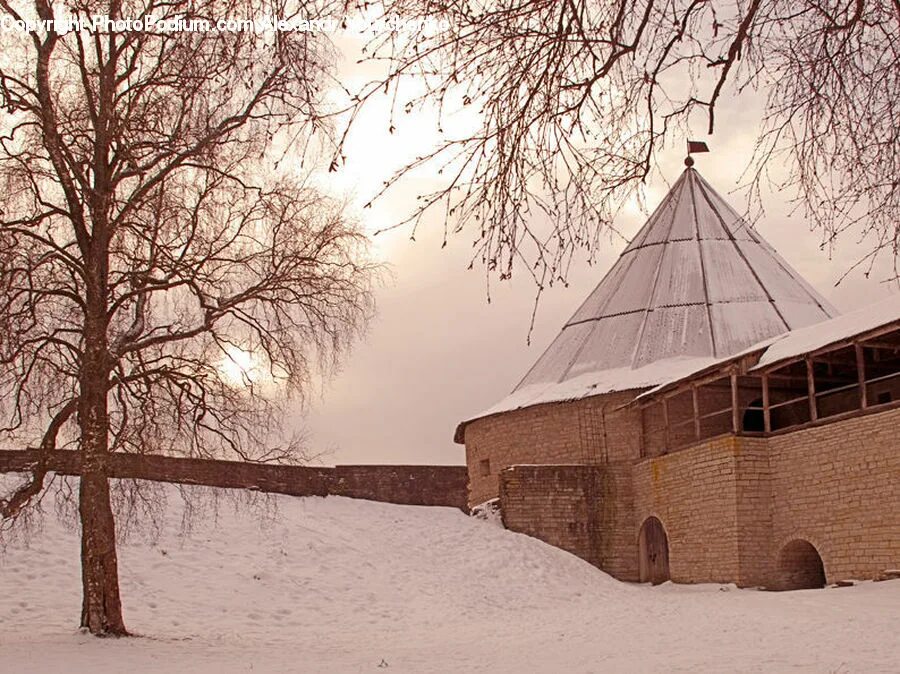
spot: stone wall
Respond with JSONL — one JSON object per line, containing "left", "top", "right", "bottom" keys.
{"left": 497, "top": 463, "right": 639, "bottom": 580}
{"left": 766, "top": 406, "right": 900, "bottom": 584}
{"left": 0, "top": 450, "right": 469, "bottom": 510}
{"left": 632, "top": 435, "right": 743, "bottom": 584}
{"left": 463, "top": 390, "right": 642, "bottom": 508}
{"left": 499, "top": 465, "right": 605, "bottom": 567}
{"left": 632, "top": 406, "right": 900, "bottom": 586}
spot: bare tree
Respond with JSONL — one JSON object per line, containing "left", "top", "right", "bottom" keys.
{"left": 345, "top": 0, "right": 899, "bottom": 297}
{"left": 0, "top": 0, "right": 375, "bottom": 635}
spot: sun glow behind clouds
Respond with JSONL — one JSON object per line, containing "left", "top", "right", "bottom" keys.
{"left": 219, "top": 345, "right": 266, "bottom": 388}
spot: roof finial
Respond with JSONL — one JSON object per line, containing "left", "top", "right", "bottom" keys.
{"left": 685, "top": 139, "right": 710, "bottom": 168}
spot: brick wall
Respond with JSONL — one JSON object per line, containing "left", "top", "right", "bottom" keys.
{"left": 463, "top": 390, "right": 643, "bottom": 508}
{"left": 633, "top": 435, "right": 743, "bottom": 584}
{"left": 632, "top": 406, "right": 900, "bottom": 586}
{"left": 766, "top": 406, "right": 900, "bottom": 583}
{"left": 0, "top": 450, "right": 469, "bottom": 510}
{"left": 499, "top": 465, "right": 605, "bottom": 567}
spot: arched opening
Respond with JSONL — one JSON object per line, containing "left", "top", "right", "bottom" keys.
{"left": 742, "top": 398, "right": 765, "bottom": 432}
{"left": 639, "top": 516, "right": 670, "bottom": 584}
{"left": 775, "top": 539, "right": 826, "bottom": 590}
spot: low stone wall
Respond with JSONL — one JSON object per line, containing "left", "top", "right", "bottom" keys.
{"left": 497, "top": 464, "right": 638, "bottom": 579}
{"left": 0, "top": 450, "right": 468, "bottom": 510}
{"left": 499, "top": 465, "right": 605, "bottom": 567}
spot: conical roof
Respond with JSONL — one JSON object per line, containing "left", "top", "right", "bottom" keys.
{"left": 466, "top": 167, "right": 838, "bottom": 425}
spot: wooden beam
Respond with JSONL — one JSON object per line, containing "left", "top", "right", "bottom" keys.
{"left": 858, "top": 340, "right": 900, "bottom": 351}
{"left": 662, "top": 398, "right": 670, "bottom": 453}
{"left": 806, "top": 357, "right": 818, "bottom": 422}
{"left": 855, "top": 341, "right": 867, "bottom": 409}
{"left": 755, "top": 322, "right": 900, "bottom": 374}
{"left": 730, "top": 373, "right": 740, "bottom": 433}
{"left": 762, "top": 373, "right": 771, "bottom": 433}
{"left": 692, "top": 385, "right": 700, "bottom": 439}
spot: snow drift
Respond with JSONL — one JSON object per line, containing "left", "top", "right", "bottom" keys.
{"left": 0, "top": 483, "right": 897, "bottom": 673}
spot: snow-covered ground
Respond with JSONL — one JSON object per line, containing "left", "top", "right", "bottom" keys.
{"left": 1, "top": 485, "right": 897, "bottom": 673}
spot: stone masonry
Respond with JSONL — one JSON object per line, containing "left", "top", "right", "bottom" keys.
{"left": 467, "top": 394, "right": 900, "bottom": 588}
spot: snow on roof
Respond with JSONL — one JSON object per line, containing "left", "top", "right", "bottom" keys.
{"left": 752, "top": 293, "right": 900, "bottom": 370}
{"left": 634, "top": 294, "right": 900, "bottom": 402}
{"left": 473, "top": 356, "right": 720, "bottom": 419}
{"left": 456, "top": 167, "right": 838, "bottom": 438}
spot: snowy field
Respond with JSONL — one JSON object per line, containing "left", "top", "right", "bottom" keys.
{"left": 1, "top": 485, "right": 897, "bottom": 673}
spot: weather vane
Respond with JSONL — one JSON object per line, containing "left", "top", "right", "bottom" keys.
{"left": 685, "top": 140, "right": 710, "bottom": 166}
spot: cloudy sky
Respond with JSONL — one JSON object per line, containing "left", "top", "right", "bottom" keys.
{"left": 299, "top": 34, "right": 898, "bottom": 468}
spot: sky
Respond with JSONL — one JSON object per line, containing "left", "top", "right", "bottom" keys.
{"left": 299, "top": 32, "right": 898, "bottom": 468}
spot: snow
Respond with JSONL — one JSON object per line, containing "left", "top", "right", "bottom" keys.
{"left": 469, "top": 356, "right": 719, "bottom": 420}
{"left": 753, "top": 293, "right": 900, "bottom": 369}
{"left": 2, "top": 483, "right": 898, "bottom": 673}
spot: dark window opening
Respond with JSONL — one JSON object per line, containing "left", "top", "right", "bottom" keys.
{"left": 478, "top": 458, "right": 491, "bottom": 477}
{"left": 876, "top": 391, "right": 892, "bottom": 405}
{"left": 742, "top": 398, "right": 765, "bottom": 432}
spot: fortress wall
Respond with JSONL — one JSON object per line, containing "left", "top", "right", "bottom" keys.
{"left": 0, "top": 451, "right": 469, "bottom": 511}
{"left": 468, "top": 391, "right": 899, "bottom": 587}
{"left": 632, "top": 435, "right": 742, "bottom": 583}
{"left": 766, "top": 406, "right": 900, "bottom": 583}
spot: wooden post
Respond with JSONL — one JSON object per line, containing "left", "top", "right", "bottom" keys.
{"left": 855, "top": 341, "right": 867, "bottom": 409}
{"left": 806, "top": 357, "right": 818, "bottom": 422}
{"left": 692, "top": 385, "right": 700, "bottom": 439}
{"left": 730, "top": 372, "right": 739, "bottom": 433}
{"left": 662, "top": 398, "right": 670, "bottom": 453}
{"left": 762, "top": 373, "right": 771, "bottom": 433}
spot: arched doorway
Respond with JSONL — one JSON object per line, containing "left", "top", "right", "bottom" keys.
{"left": 775, "top": 539, "right": 826, "bottom": 590}
{"left": 639, "top": 516, "right": 670, "bottom": 584}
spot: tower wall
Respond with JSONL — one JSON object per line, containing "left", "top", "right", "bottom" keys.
{"left": 464, "top": 390, "right": 643, "bottom": 580}
{"left": 463, "top": 390, "right": 643, "bottom": 508}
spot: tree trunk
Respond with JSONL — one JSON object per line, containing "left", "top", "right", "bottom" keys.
{"left": 79, "top": 465, "right": 127, "bottom": 636}
{"left": 78, "top": 278, "right": 127, "bottom": 636}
